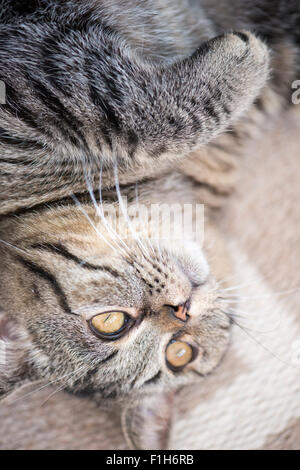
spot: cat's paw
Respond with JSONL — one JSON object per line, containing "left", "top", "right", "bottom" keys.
{"left": 185, "top": 30, "right": 270, "bottom": 142}
{"left": 121, "top": 30, "right": 270, "bottom": 163}
{"left": 208, "top": 30, "right": 270, "bottom": 120}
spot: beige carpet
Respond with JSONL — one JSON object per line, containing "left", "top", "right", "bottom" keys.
{"left": 1, "top": 107, "right": 299, "bottom": 450}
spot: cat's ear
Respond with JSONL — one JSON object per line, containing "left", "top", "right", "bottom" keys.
{"left": 121, "top": 391, "right": 175, "bottom": 450}
{"left": 0, "top": 313, "right": 33, "bottom": 401}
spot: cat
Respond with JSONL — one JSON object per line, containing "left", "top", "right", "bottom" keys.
{"left": 0, "top": 0, "right": 299, "bottom": 450}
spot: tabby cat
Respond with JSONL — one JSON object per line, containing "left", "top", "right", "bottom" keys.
{"left": 0, "top": 0, "right": 299, "bottom": 450}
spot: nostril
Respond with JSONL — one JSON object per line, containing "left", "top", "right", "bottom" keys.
{"left": 164, "top": 302, "right": 190, "bottom": 322}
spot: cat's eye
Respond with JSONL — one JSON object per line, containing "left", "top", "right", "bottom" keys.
{"left": 89, "top": 311, "right": 131, "bottom": 340}
{"left": 166, "top": 340, "right": 194, "bottom": 371}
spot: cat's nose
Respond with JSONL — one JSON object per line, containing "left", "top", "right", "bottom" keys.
{"left": 167, "top": 300, "right": 190, "bottom": 322}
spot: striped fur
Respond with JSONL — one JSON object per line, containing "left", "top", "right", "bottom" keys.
{"left": 0, "top": 0, "right": 274, "bottom": 214}
{"left": 1, "top": 0, "right": 300, "bottom": 449}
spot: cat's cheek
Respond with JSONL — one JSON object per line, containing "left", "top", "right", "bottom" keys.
{"left": 194, "top": 326, "right": 231, "bottom": 377}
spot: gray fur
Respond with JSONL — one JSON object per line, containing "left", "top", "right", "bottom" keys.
{"left": 0, "top": 0, "right": 273, "bottom": 214}
{"left": 0, "top": 0, "right": 300, "bottom": 449}
{"left": 0, "top": 172, "right": 232, "bottom": 449}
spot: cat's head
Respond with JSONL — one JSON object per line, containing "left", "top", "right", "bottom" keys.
{"left": 0, "top": 175, "right": 233, "bottom": 448}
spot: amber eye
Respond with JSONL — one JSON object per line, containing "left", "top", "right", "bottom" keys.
{"left": 89, "top": 311, "right": 130, "bottom": 340}
{"left": 166, "top": 340, "right": 194, "bottom": 371}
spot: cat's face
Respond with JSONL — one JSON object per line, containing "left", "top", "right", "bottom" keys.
{"left": 0, "top": 188, "right": 232, "bottom": 407}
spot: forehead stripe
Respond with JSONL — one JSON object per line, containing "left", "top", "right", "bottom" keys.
{"left": 31, "top": 243, "right": 120, "bottom": 278}
{"left": 16, "top": 255, "right": 72, "bottom": 314}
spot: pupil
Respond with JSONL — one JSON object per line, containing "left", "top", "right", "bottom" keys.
{"left": 105, "top": 313, "right": 116, "bottom": 325}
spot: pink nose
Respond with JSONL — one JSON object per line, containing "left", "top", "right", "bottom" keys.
{"left": 173, "top": 302, "right": 189, "bottom": 322}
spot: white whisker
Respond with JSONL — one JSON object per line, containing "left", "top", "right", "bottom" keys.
{"left": 7, "top": 365, "right": 88, "bottom": 405}
{"left": 220, "top": 287, "right": 300, "bottom": 303}
{"left": 134, "top": 182, "right": 156, "bottom": 257}
{"left": 95, "top": 159, "right": 132, "bottom": 257}
{"left": 228, "top": 307, "right": 282, "bottom": 334}
{"left": 229, "top": 315, "right": 300, "bottom": 371}
{"left": 0, "top": 239, "right": 29, "bottom": 256}
{"left": 219, "top": 276, "right": 265, "bottom": 292}
{"left": 71, "top": 194, "right": 120, "bottom": 255}
{"left": 39, "top": 364, "right": 89, "bottom": 407}
{"left": 113, "top": 157, "right": 150, "bottom": 259}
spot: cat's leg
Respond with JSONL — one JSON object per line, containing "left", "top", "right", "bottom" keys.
{"left": 0, "top": 24, "right": 269, "bottom": 214}
{"left": 122, "top": 391, "right": 175, "bottom": 450}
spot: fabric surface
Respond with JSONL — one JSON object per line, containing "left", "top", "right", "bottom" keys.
{"left": 0, "top": 107, "right": 299, "bottom": 450}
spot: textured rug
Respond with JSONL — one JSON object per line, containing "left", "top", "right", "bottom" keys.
{"left": 1, "top": 107, "right": 299, "bottom": 450}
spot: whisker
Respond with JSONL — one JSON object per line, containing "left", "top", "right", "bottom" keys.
{"left": 71, "top": 194, "right": 120, "bottom": 255}
{"left": 215, "top": 274, "right": 239, "bottom": 288}
{"left": 220, "top": 287, "right": 300, "bottom": 303}
{"left": 87, "top": 182, "right": 130, "bottom": 258}
{"left": 227, "top": 308, "right": 282, "bottom": 334}
{"left": 95, "top": 159, "right": 132, "bottom": 257}
{"left": 228, "top": 315, "right": 300, "bottom": 371}
{"left": 82, "top": 164, "right": 128, "bottom": 255}
{"left": 0, "top": 239, "right": 30, "bottom": 256}
{"left": 113, "top": 157, "right": 150, "bottom": 259}
{"left": 7, "top": 366, "right": 88, "bottom": 405}
{"left": 219, "top": 276, "right": 265, "bottom": 292}
{"left": 134, "top": 182, "right": 157, "bottom": 258}
{"left": 39, "top": 364, "right": 89, "bottom": 407}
